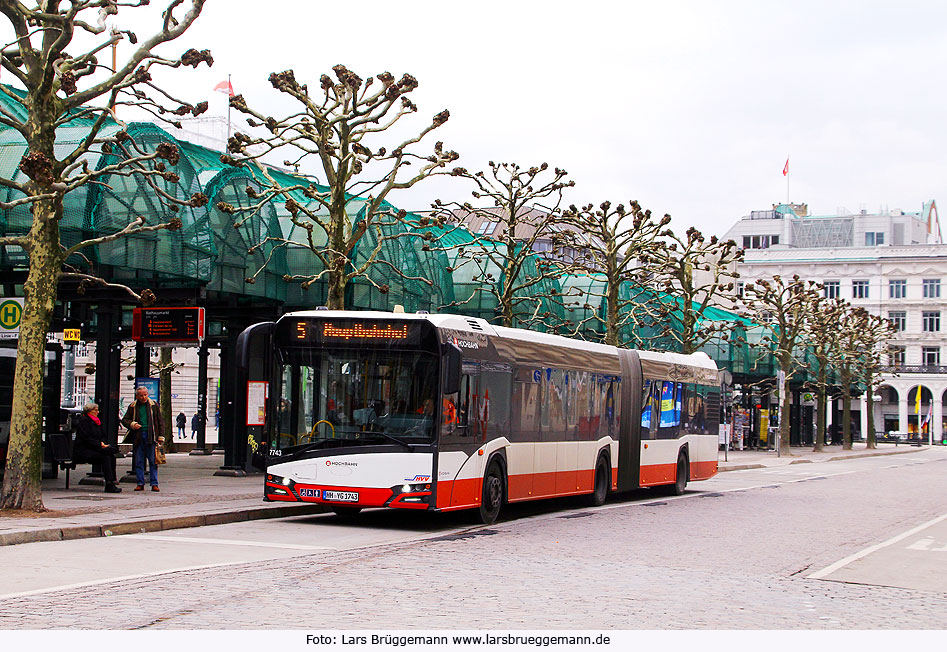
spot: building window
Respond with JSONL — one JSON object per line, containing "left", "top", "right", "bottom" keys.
{"left": 923, "top": 279, "right": 941, "bottom": 299}
{"left": 889, "top": 311, "right": 906, "bottom": 332}
{"left": 865, "top": 232, "right": 884, "bottom": 246}
{"left": 743, "top": 234, "right": 779, "bottom": 250}
{"left": 74, "top": 341, "right": 89, "bottom": 357}
{"left": 922, "top": 311, "right": 940, "bottom": 332}
{"left": 852, "top": 280, "right": 869, "bottom": 299}
{"left": 74, "top": 376, "right": 87, "bottom": 402}
{"left": 475, "top": 221, "right": 498, "bottom": 236}
{"left": 923, "top": 346, "right": 940, "bottom": 366}
{"left": 890, "top": 346, "right": 905, "bottom": 367}
{"left": 889, "top": 279, "right": 907, "bottom": 299}
{"left": 736, "top": 282, "right": 744, "bottom": 298}
{"left": 823, "top": 281, "right": 840, "bottom": 299}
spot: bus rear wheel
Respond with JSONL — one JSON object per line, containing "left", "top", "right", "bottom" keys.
{"left": 479, "top": 460, "right": 504, "bottom": 525}
{"left": 670, "top": 452, "right": 688, "bottom": 496}
{"left": 586, "top": 455, "right": 609, "bottom": 506}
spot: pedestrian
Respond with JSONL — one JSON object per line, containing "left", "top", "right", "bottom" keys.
{"left": 73, "top": 402, "right": 122, "bottom": 493}
{"left": 214, "top": 409, "right": 219, "bottom": 430}
{"left": 121, "top": 385, "right": 164, "bottom": 492}
{"left": 191, "top": 411, "right": 202, "bottom": 439}
{"left": 176, "top": 412, "right": 186, "bottom": 440}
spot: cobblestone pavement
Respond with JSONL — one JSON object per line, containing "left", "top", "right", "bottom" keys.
{"left": 1, "top": 452, "right": 946, "bottom": 629}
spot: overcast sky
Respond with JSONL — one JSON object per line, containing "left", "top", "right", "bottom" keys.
{"left": 16, "top": 1, "right": 947, "bottom": 238}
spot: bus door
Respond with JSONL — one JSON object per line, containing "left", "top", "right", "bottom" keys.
{"left": 439, "top": 359, "right": 481, "bottom": 506}
{"left": 235, "top": 322, "right": 276, "bottom": 471}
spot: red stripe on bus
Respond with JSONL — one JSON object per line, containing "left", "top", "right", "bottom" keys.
{"left": 639, "top": 463, "right": 677, "bottom": 486}
{"left": 690, "top": 459, "right": 717, "bottom": 480}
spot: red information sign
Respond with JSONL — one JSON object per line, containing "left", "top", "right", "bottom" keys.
{"left": 132, "top": 307, "right": 205, "bottom": 343}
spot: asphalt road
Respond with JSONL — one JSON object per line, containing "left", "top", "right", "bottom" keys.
{"left": 1, "top": 448, "right": 946, "bottom": 629}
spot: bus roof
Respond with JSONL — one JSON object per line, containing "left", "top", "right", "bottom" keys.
{"left": 280, "top": 310, "right": 717, "bottom": 373}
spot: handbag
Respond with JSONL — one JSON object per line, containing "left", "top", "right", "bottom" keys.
{"left": 155, "top": 444, "right": 167, "bottom": 465}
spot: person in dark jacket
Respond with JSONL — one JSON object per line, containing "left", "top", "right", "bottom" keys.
{"left": 176, "top": 412, "right": 186, "bottom": 439}
{"left": 74, "top": 402, "right": 122, "bottom": 493}
{"left": 121, "top": 386, "right": 164, "bottom": 491}
{"left": 191, "top": 412, "right": 202, "bottom": 439}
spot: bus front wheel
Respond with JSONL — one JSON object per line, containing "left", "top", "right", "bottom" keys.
{"left": 479, "top": 460, "right": 504, "bottom": 525}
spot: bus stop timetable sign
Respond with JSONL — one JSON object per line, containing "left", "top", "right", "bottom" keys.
{"left": 132, "top": 307, "right": 205, "bottom": 345}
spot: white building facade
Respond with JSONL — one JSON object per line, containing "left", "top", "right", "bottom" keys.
{"left": 725, "top": 202, "right": 946, "bottom": 443}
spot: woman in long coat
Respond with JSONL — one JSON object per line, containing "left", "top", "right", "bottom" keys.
{"left": 74, "top": 403, "right": 122, "bottom": 493}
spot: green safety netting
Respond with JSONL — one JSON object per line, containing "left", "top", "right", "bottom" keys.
{"left": 0, "top": 118, "right": 217, "bottom": 283}
{"left": 348, "top": 205, "right": 456, "bottom": 313}
{"left": 1, "top": 84, "right": 771, "bottom": 381}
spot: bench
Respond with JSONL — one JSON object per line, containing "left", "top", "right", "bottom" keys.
{"left": 47, "top": 432, "right": 86, "bottom": 488}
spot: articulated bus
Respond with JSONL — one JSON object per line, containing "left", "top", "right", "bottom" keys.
{"left": 238, "top": 310, "right": 721, "bottom": 523}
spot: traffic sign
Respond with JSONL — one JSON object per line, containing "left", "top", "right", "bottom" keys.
{"left": 64, "top": 328, "right": 81, "bottom": 342}
{"left": 0, "top": 298, "right": 24, "bottom": 339}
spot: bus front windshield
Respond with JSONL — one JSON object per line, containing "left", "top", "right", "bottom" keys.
{"left": 275, "top": 347, "right": 439, "bottom": 451}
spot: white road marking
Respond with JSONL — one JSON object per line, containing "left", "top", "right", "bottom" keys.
{"left": 0, "top": 561, "right": 254, "bottom": 600}
{"left": 125, "top": 533, "right": 338, "bottom": 551}
{"left": 808, "top": 511, "right": 947, "bottom": 579}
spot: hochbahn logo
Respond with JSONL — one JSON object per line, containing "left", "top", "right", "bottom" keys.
{"left": 326, "top": 460, "right": 357, "bottom": 467}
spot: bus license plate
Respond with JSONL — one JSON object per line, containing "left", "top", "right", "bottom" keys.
{"left": 323, "top": 490, "right": 358, "bottom": 502}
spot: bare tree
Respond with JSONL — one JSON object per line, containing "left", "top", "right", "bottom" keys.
{"left": 0, "top": 0, "right": 212, "bottom": 510}
{"left": 741, "top": 275, "right": 822, "bottom": 456}
{"left": 222, "top": 65, "right": 458, "bottom": 309}
{"left": 802, "top": 295, "right": 847, "bottom": 451}
{"left": 649, "top": 227, "right": 743, "bottom": 354}
{"left": 557, "top": 200, "right": 668, "bottom": 346}
{"left": 436, "top": 162, "right": 574, "bottom": 328}
{"left": 834, "top": 308, "right": 896, "bottom": 450}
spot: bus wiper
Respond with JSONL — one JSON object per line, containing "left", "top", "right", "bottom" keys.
{"left": 360, "top": 430, "right": 415, "bottom": 451}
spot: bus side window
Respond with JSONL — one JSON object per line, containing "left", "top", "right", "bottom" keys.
{"left": 657, "top": 381, "right": 681, "bottom": 439}
{"left": 640, "top": 380, "right": 653, "bottom": 440}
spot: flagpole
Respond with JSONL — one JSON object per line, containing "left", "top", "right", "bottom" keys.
{"left": 786, "top": 154, "right": 790, "bottom": 206}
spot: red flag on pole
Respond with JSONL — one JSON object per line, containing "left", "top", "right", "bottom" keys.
{"left": 214, "top": 80, "right": 234, "bottom": 97}
{"left": 782, "top": 157, "right": 789, "bottom": 176}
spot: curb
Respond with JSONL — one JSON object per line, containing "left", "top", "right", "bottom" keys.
{"left": 0, "top": 502, "right": 326, "bottom": 547}
{"left": 719, "top": 446, "right": 925, "bottom": 473}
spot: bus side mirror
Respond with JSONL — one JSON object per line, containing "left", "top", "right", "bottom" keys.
{"left": 442, "top": 343, "right": 462, "bottom": 394}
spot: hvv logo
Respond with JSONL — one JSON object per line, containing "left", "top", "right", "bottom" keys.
{"left": 404, "top": 475, "right": 431, "bottom": 482}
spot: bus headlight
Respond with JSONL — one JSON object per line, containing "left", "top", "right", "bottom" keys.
{"left": 396, "top": 483, "right": 431, "bottom": 494}
{"left": 267, "top": 474, "right": 293, "bottom": 487}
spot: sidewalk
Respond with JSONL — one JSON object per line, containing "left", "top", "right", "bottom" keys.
{"left": 717, "top": 441, "right": 927, "bottom": 471}
{"left": 0, "top": 443, "right": 927, "bottom": 546}
{"left": 0, "top": 453, "right": 324, "bottom": 546}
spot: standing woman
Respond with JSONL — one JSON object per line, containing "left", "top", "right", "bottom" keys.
{"left": 74, "top": 403, "right": 122, "bottom": 493}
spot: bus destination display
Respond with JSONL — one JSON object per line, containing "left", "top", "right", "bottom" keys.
{"left": 132, "top": 307, "right": 205, "bottom": 343}
{"left": 289, "top": 319, "right": 419, "bottom": 345}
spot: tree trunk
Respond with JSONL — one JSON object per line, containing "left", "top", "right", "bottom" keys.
{"left": 0, "top": 201, "right": 62, "bottom": 510}
{"left": 159, "top": 347, "right": 174, "bottom": 453}
{"left": 841, "top": 380, "right": 853, "bottom": 450}
{"left": 779, "top": 383, "right": 791, "bottom": 456}
{"left": 814, "top": 386, "right": 826, "bottom": 452}
{"left": 604, "top": 275, "right": 620, "bottom": 347}
{"left": 326, "top": 266, "right": 345, "bottom": 310}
